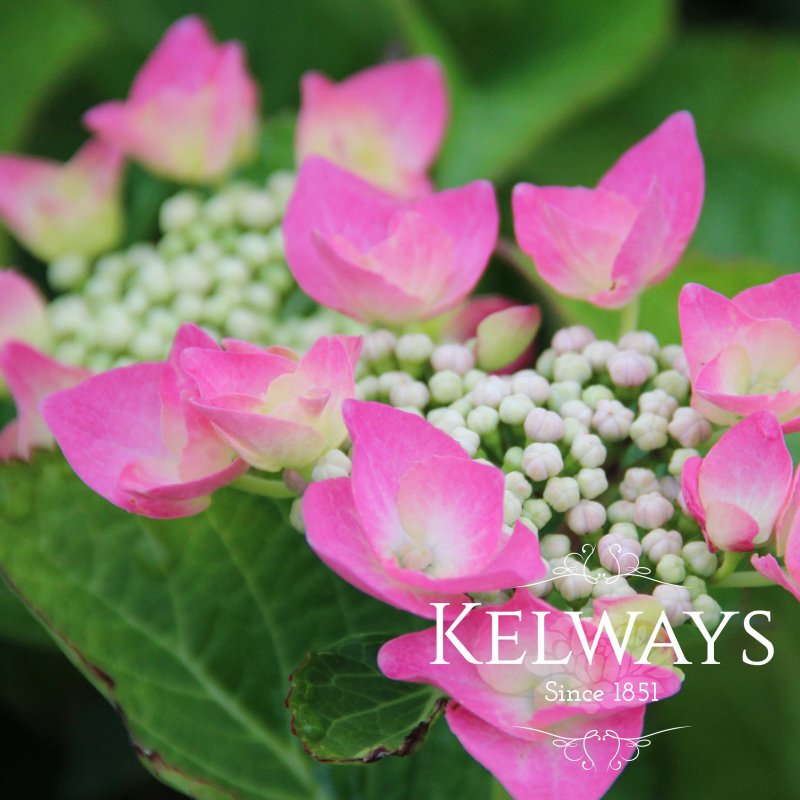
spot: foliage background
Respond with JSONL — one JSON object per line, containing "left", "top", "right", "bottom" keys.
{"left": 2, "top": 0, "right": 800, "bottom": 798}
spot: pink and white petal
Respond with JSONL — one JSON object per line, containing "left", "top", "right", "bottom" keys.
{"left": 191, "top": 397, "right": 326, "bottom": 471}
{"left": 345, "top": 401, "right": 470, "bottom": 558}
{"left": 383, "top": 519, "right": 545, "bottom": 594}
{"left": 0, "top": 270, "right": 49, "bottom": 351}
{"left": 776, "top": 466, "right": 800, "bottom": 557}
{"left": 181, "top": 348, "right": 296, "bottom": 399}
{"left": 446, "top": 703, "right": 645, "bottom": 800}
{"left": 599, "top": 111, "right": 704, "bottom": 262}
{"left": 698, "top": 411, "right": 792, "bottom": 539}
{"left": 751, "top": 555, "right": 800, "bottom": 601}
{"left": 678, "top": 283, "right": 755, "bottom": 381}
{"left": 704, "top": 500, "right": 760, "bottom": 552}
{"left": 694, "top": 385, "right": 800, "bottom": 426}
{"left": 0, "top": 343, "right": 89, "bottom": 460}
{"left": 304, "top": 477, "right": 458, "bottom": 618}
{"left": 734, "top": 274, "right": 800, "bottom": 331}
{"left": 475, "top": 304, "right": 541, "bottom": 373}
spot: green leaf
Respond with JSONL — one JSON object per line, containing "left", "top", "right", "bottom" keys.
{"left": 0, "top": 453, "right": 414, "bottom": 800}
{"left": 407, "top": 0, "right": 674, "bottom": 186}
{"left": 288, "top": 632, "right": 445, "bottom": 762}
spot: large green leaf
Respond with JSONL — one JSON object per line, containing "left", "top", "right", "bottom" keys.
{"left": 287, "top": 632, "right": 444, "bottom": 762}
{"left": 397, "top": 0, "right": 674, "bottom": 185}
{"left": 0, "top": 455, "right": 503, "bottom": 799}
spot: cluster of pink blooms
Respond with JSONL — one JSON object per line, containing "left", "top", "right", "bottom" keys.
{"left": 1, "top": 15, "right": 800, "bottom": 800}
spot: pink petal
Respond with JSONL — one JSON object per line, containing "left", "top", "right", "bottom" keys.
{"left": 776, "top": 467, "right": 800, "bottom": 557}
{"left": 734, "top": 274, "right": 800, "bottom": 332}
{"left": 475, "top": 304, "right": 541, "bottom": 373}
{"left": 0, "top": 343, "right": 89, "bottom": 461}
{"left": 295, "top": 57, "right": 447, "bottom": 197}
{"left": 752, "top": 554, "right": 800, "bottom": 601}
{"left": 446, "top": 703, "right": 645, "bottom": 800}
{"left": 680, "top": 456, "right": 705, "bottom": 529}
{"left": 599, "top": 111, "right": 704, "bottom": 279}
{"left": 703, "top": 500, "right": 760, "bottom": 552}
{"left": 345, "top": 400, "right": 472, "bottom": 559}
{"left": 0, "top": 270, "right": 49, "bottom": 352}
{"left": 697, "top": 411, "right": 792, "bottom": 543}
{"left": 181, "top": 348, "right": 296, "bottom": 398}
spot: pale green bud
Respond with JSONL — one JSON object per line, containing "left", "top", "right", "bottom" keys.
{"left": 544, "top": 476, "right": 581, "bottom": 512}
{"left": 522, "top": 498, "right": 553, "bottom": 529}
{"left": 429, "top": 370, "right": 464, "bottom": 404}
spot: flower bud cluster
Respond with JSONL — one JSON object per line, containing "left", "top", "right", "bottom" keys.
{"left": 304, "top": 323, "right": 723, "bottom": 620}
{"left": 46, "top": 171, "right": 363, "bottom": 369}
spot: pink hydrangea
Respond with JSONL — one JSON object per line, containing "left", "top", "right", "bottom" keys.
{"left": 681, "top": 411, "right": 793, "bottom": 551}
{"left": 295, "top": 57, "right": 447, "bottom": 197}
{"left": 679, "top": 276, "right": 800, "bottom": 429}
{"left": 284, "top": 157, "right": 498, "bottom": 325}
{"left": 302, "top": 401, "right": 545, "bottom": 618}
{"left": 513, "top": 112, "right": 704, "bottom": 308}
{"left": 42, "top": 324, "right": 247, "bottom": 518}
{"left": 85, "top": 16, "right": 258, "bottom": 183}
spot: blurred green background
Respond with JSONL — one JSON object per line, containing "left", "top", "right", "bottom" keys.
{"left": 3, "top": 0, "right": 800, "bottom": 798}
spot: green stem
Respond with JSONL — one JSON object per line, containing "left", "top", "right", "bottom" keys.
{"left": 713, "top": 570, "right": 775, "bottom": 589}
{"left": 231, "top": 473, "right": 296, "bottom": 499}
{"left": 618, "top": 298, "right": 640, "bottom": 337}
{"left": 712, "top": 551, "right": 744, "bottom": 583}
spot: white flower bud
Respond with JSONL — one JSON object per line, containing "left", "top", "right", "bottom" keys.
{"left": 652, "top": 584, "right": 693, "bottom": 626}
{"left": 658, "top": 476, "right": 680, "bottom": 502}
{"left": 390, "top": 380, "right": 430, "bottom": 409}
{"left": 576, "top": 467, "right": 608, "bottom": 499}
{"left": 144, "top": 307, "right": 177, "bottom": 339}
{"left": 683, "top": 575, "right": 706, "bottom": 601}
{"left": 621, "top": 468, "right": 660, "bottom": 501}
{"left": 499, "top": 393, "right": 535, "bottom": 426}
{"left": 522, "top": 443, "right": 563, "bottom": 481}
{"left": 505, "top": 471, "right": 533, "bottom": 502}
{"left": 227, "top": 307, "right": 265, "bottom": 340}
{"left": 429, "top": 371, "right": 463, "bottom": 404}
{"left": 535, "top": 348, "right": 556, "bottom": 378}
{"left": 140, "top": 258, "right": 174, "bottom": 302}
{"left": 581, "top": 384, "right": 614, "bottom": 410}
{"left": 561, "top": 418, "right": 588, "bottom": 445}
{"left": 362, "top": 330, "right": 397, "bottom": 362}
{"left": 504, "top": 446, "right": 524, "bottom": 471}
{"left": 618, "top": 331, "right": 660, "bottom": 356}
{"left": 217, "top": 256, "right": 251, "bottom": 286}
{"left": 467, "top": 405, "right": 500, "bottom": 435}
{"left": 560, "top": 399, "right": 593, "bottom": 427}
{"left": 682, "top": 541, "right": 718, "bottom": 578}
{"left": 524, "top": 408, "right": 564, "bottom": 443}
{"left": 592, "top": 573, "right": 636, "bottom": 598}
{"left": 693, "top": 593, "right": 723, "bottom": 629}
{"left": 659, "top": 344, "right": 684, "bottom": 370}
{"left": 237, "top": 190, "right": 278, "bottom": 228}
{"left": 592, "top": 399, "right": 634, "bottom": 441}
{"left": 641, "top": 528, "right": 682, "bottom": 563}
{"left": 654, "top": 369, "right": 690, "bottom": 402}
{"left": 633, "top": 492, "right": 675, "bottom": 529}
{"left": 376, "top": 371, "right": 410, "bottom": 396}
{"left": 522, "top": 498, "right": 552, "bottom": 529}
{"left": 97, "top": 306, "right": 136, "bottom": 351}
{"left": 122, "top": 286, "right": 150, "bottom": 317}
{"left": 311, "top": 449, "right": 352, "bottom": 481}
{"left": 194, "top": 239, "right": 224, "bottom": 264}
{"left": 598, "top": 533, "right": 643, "bottom": 574}
{"left": 503, "top": 490, "right": 523, "bottom": 526}
{"left": 553, "top": 352, "right": 592, "bottom": 384}
{"left": 571, "top": 433, "right": 606, "bottom": 468}
{"left": 449, "top": 397, "right": 473, "bottom": 417}
{"left": 130, "top": 329, "right": 166, "bottom": 360}
{"left": 431, "top": 343, "right": 475, "bottom": 374}
{"left": 451, "top": 426, "right": 480, "bottom": 457}
{"left": 638, "top": 389, "right": 678, "bottom": 419}
{"left": 236, "top": 232, "right": 271, "bottom": 265}
{"left": 511, "top": 370, "right": 550, "bottom": 403}
{"left": 172, "top": 254, "right": 213, "bottom": 295}
{"left": 396, "top": 333, "right": 434, "bottom": 363}
{"left": 203, "top": 193, "right": 236, "bottom": 228}
{"left": 583, "top": 340, "right": 618, "bottom": 370}
{"left": 544, "top": 476, "right": 580, "bottom": 512}
{"left": 160, "top": 191, "right": 202, "bottom": 231}
{"left": 547, "top": 380, "right": 581, "bottom": 411}
{"left": 566, "top": 500, "right": 606, "bottom": 534}
{"left": 527, "top": 559, "right": 554, "bottom": 598}
{"left": 290, "top": 497, "right": 305, "bottom": 533}
{"left": 245, "top": 283, "right": 279, "bottom": 313}
{"left": 554, "top": 558, "right": 594, "bottom": 601}
{"left": 630, "top": 412, "right": 669, "bottom": 451}
{"left": 471, "top": 375, "right": 511, "bottom": 408}
{"left": 552, "top": 325, "right": 595, "bottom": 354}
{"left": 608, "top": 522, "right": 639, "bottom": 541}
{"left": 669, "top": 448, "right": 700, "bottom": 477}
{"left": 356, "top": 376, "right": 379, "bottom": 400}
{"left": 540, "top": 533, "right": 571, "bottom": 560}
{"left": 656, "top": 553, "right": 686, "bottom": 584}
{"left": 607, "top": 349, "right": 656, "bottom": 387}
{"left": 463, "top": 369, "right": 488, "bottom": 391}
{"left": 50, "top": 295, "right": 89, "bottom": 335}
{"left": 608, "top": 500, "right": 635, "bottom": 524}
{"left": 668, "top": 407, "right": 712, "bottom": 447}
{"left": 429, "top": 408, "right": 466, "bottom": 434}
{"left": 48, "top": 254, "right": 89, "bottom": 291}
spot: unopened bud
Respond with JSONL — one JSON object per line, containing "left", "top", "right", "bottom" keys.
{"left": 638, "top": 389, "right": 678, "bottom": 419}
{"left": 652, "top": 584, "right": 693, "bottom": 626}
{"left": 510, "top": 370, "right": 550, "bottom": 403}
{"left": 467, "top": 405, "right": 500, "bottom": 435}
{"left": 682, "top": 575, "right": 706, "bottom": 600}
{"left": 499, "top": 393, "right": 535, "bottom": 425}
{"left": 429, "top": 370, "right": 464, "bottom": 404}
{"left": 505, "top": 471, "right": 533, "bottom": 502}
{"left": 630, "top": 412, "right": 669, "bottom": 451}
{"left": 693, "top": 593, "right": 723, "bottom": 630}
{"left": 669, "top": 448, "right": 700, "bottom": 477}
{"left": 641, "top": 528, "right": 682, "bottom": 563}
{"left": 544, "top": 476, "right": 581, "bottom": 512}
{"left": 668, "top": 407, "right": 712, "bottom": 447}
{"left": 598, "top": 533, "right": 643, "bottom": 575}
{"left": 389, "top": 380, "right": 430, "bottom": 408}
{"left": 362, "top": 330, "right": 397, "bottom": 362}
{"left": 431, "top": 343, "right": 475, "bottom": 375}
{"left": 553, "top": 352, "right": 592, "bottom": 384}
{"left": 552, "top": 325, "right": 595, "bottom": 354}
{"left": 428, "top": 408, "right": 466, "bottom": 434}
{"left": 451, "top": 426, "right": 480, "bottom": 457}
{"left": 656, "top": 553, "right": 686, "bottom": 584}
{"left": 633, "top": 492, "right": 674, "bottom": 529}
{"left": 571, "top": 433, "right": 606, "bottom": 468}
{"left": 654, "top": 369, "right": 690, "bottom": 402}
{"left": 503, "top": 490, "right": 523, "bottom": 526}
{"left": 522, "top": 443, "right": 563, "bottom": 481}
{"left": 618, "top": 331, "right": 660, "bottom": 356}
{"left": 536, "top": 348, "right": 557, "bottom": 378}
{"left": 566, "top": 500, "right": 606, "bottom": 534}
{"left": 620, "top": 467, "right": 660, "bottom": 501}
{"left": 311, "top": 449, "right": 352, "bottom": 482}
{"left": 608, "top": 500, "right": 635, "bottom": 524}
{"left": 524, "top": 407, "right": 565, "bottom": 443}
{"left": 592, "top": 399, "right": 634, "bottom": 441}
{"left": 682, "top": 541, "right": 718, "bottom": 578}
{"left": 583, "top": 340, "right": 617, "bottom": 370}
{"left": 396, "top": 332, "right": 434, "bottom": 363}
{"left": 581, "top": 384, "right": 614, "bottom": 410}
{"left": 554, "top": 558, "right": 594, "bottom": 601}
{"left": 522, "top": 498, "right": 553, "bottom": 529}
{"left": 576, "top": 467, "right": 608, "bottom": 499}
{"left": 547, "top": 380, "right": 581, "bottom": 411}
{"left": 471, "top": 375, "right": 511, "bottom": 408}
{"left": 607, "top": 349, "right": 656, "bottom": 387}
{"left": 540, "top": 533, "right": 571, "bottom": 560}
{"left": 560, "top": 399, "right": 593, "bottom": 427}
